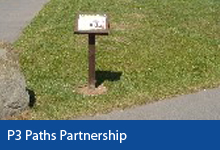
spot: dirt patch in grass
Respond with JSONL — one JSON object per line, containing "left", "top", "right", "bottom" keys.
{"left": 76, "top": 84, "right": 107, "bottom": 96}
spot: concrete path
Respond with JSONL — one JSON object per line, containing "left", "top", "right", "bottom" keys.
{"left": 79, "top": 88, "right": 220, "bottom": 120}
{"left": 0, "top": 0, "right": 49, "bottom": 43}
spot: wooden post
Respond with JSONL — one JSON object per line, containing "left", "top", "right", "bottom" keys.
{"left": 88, "top": 34, "right": 96, "bottom": 89}
{"left": 74, "top": 13, "right": 110, "bottom": 92}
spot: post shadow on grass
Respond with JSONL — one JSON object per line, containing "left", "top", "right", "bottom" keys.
{"left": 95, "top": 70, "right": 123, "bottom": 87}
{"left": 26, "top": 88, "right": 36, "bottom": 108}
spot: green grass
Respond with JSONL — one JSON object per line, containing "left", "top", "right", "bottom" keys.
{"left": 14, "top": 0, "right": 220, "bottom": 119}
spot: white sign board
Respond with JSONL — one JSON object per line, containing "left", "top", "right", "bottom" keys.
{"left": 77, "top": 14, "right": 107, "bottom": 31}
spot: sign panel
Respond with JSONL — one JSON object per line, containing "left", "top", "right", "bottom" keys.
{"left": 78, "top": 14, "right": 107, "bottom": 30}
{"left": 74, "top": 13, "right": 109, "bottom": 35}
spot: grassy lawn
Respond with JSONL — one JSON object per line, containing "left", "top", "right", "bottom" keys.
{"left": 14, "top": 0, "right": 220, "bottom": 119}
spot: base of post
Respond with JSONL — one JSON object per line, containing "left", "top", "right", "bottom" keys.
{"left": 76, "top": 84, "right": 107, "bottom": 96}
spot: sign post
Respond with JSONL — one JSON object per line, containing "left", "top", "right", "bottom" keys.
{"left": 74, "top": 13, "right": 110, "bottom": 93}
{"left": 88, "top": 34, "right": 96, "bottom": 89}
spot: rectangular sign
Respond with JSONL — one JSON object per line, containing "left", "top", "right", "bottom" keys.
{"left": 74, "top": 13, "right": 110, "bottom": 35}
{"left": 78, "top": 14, "right": 107, "bottom": 30}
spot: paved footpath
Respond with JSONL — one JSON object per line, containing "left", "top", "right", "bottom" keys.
{"left": 1, "top": 0, "right": 220, "bottom": 120}
{"left": 0, "top": 0, "right": 49, "bottom": 43}
{"left": 79, "top": 88, "right": 220, "bottom": 120}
